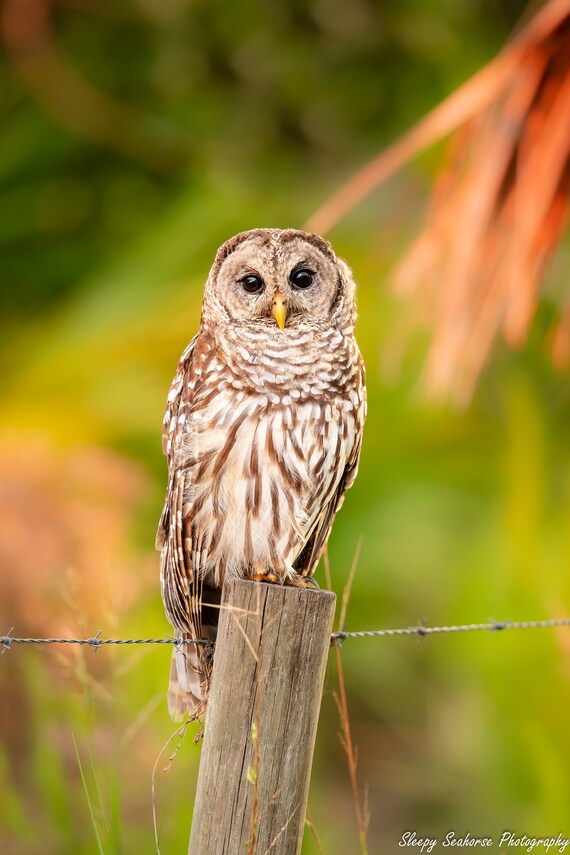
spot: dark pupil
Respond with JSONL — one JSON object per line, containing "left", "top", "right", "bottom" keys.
{"left": 291, "top": 268, "right": 314, "bottom": 289}
{"left": 242, "top": 275, "right": 264, "bottom": 293}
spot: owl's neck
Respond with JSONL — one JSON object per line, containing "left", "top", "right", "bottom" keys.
{"left": 209, "top": 320, "right": 360, "bottom": 400}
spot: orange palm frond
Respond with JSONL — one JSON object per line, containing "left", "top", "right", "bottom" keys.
{"left": 395, "top": 9, "right": 570, "bottom": 402}
{"left": 307, "top": 0, "right": 570, "bottom": 404}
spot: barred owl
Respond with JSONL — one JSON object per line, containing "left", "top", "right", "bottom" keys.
{"left": 156, "top": 228, "right": 366, "bottom": 720}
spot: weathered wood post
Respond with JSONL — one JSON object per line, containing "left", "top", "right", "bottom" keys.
{"left": 188, "top": 578, "right": 336, "bottom": 855}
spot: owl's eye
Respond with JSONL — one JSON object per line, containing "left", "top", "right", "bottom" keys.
{"left": 241, "top": 274, "right": 265, "bottom": 294}
{"left": 290, "top": 268, "right": 314, "bottom": 289}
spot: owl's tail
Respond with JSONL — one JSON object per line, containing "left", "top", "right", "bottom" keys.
{"left": 168, "top": 637, "right": 202, "bottom": 721}
{"left": 167, "top": 625, "right": 217, "bottom": 721}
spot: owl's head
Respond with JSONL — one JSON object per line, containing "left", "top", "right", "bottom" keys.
{"left": 200, "top": 228, "right": 357, "bottom": 333}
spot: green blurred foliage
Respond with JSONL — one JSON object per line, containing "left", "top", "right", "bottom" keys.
{"left": 2, "top": 1, "right": 570, "bottom": 853}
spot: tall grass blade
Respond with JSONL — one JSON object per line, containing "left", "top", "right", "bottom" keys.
{"left": 88, "top": 747, "right": 112, "bottom": 855}
{"left": 72, "top": 732, "right": 107, "bottom": 855}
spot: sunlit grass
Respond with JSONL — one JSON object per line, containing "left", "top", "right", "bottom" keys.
{"left": 72, "top": 734, "right": 110, "bottom": 855}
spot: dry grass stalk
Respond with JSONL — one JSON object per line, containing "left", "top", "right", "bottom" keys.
{"left": 260, "top": 802, "right": 302, "bottom": 855}
{"left": 332, "top": 646, "right": 370, "bottom": 855}
{"left": 331, "top": 540, "right": 370, "bottom": 855}
{"left": 151, "top": 719, "right": 191, "bottom": 855}
{"left": 247, "top": 709, "right": 261, "bottom": 854}
{"left": 305, "top": 814, "right": 325, "bottom": 854}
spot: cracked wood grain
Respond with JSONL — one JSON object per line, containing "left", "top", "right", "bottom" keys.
{"left": 188, "top": 579, "right": 336, "bottom": 855}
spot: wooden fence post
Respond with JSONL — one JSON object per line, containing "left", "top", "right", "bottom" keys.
{"left": 188, "top": 578, "right": 336, "bottom": 855}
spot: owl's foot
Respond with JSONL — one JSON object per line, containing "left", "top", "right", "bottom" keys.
{"left": 285, "top": 574, "right": 320, "bottom": 590}
{"left": 248, "top": 566, "right": 282, "bottom": 585}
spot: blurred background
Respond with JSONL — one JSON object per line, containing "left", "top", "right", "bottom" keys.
{"left": 1, "top": 0, "right": 570, "bottom": 853}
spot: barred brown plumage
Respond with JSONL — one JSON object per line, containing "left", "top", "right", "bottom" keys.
{"left": 156, "top": 228, "right": 366, "bottom": 720}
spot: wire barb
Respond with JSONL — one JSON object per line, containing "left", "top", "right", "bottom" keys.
{"left": 86, "top": 629, "right": 103, "bottom": 651}
{"left": 1, "top": 628, "right": 14, "bottom": 654}
{"left": 331, "top": 624, "right": 349, "bottom": 646}
{"left": 489, "top": 618, "right": 509, "bottom": 632}
{"left": 167, "top": 633, "right": 184, "bottom": 653}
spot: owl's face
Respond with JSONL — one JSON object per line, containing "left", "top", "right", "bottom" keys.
{"left": 201, "top": 229, "right": 356, "bottom": 332}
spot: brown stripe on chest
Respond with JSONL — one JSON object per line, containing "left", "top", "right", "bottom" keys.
{"left": 270, "top": 477, "right": 281, "bottom": 536}
{"left": 245, "top": 473, "right": 263, "bottom": 517}
{"left": 211, "top": 410, "right": 250, "bottom": 477}
{"left": 194, "top": 448, "right": 219, "bottom": 481}
{"left": 266, "top": 422, "right": 303, "bottom": 489}
{"left": 243, "top": 514, "right": 254, "bottom": 564}
{"left": 243, "top": 436, "right": 260, "bottom": 479}
{"left": 288, "top": 426, "right": 304, "bottom": 461}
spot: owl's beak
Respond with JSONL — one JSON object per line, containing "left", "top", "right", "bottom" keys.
{"left": 272, "top": 291, "right": 287, "bottom": 330}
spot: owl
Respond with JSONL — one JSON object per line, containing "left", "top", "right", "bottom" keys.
{"left": 156, "top": 228, "right": 366, "bottom": 720}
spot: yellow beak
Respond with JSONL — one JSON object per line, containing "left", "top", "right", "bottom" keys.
{"left": 272, "top": 290, "right": 287, "bottom": 330}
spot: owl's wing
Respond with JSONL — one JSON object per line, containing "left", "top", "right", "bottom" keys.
{"left": 156, "top": 335, "right": 201, "bottom": 633}
{"left": 160, "top": 334, "right": 199, "bottom": 461}
{"left": 294, "top": 428, "right": 363, "bottom": 579}
{"left": 157, "top": 334, "right": 223, "bottom": 719}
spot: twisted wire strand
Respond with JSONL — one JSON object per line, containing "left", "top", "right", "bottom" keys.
{"left": 330, "top": 617, "right": 570, "bottom": 641}
{"left": 0, "top": 630, "right": 206, "bottom": 653}
{"left": 1, "top": 616, "right": 569, "bottom": 653}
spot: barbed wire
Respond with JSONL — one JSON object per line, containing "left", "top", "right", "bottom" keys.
{"left": 1, "top": 616, "right": 569, "bottom": 654}
{"left": 0, "top": 629, "right": 206, "bottom": 653}
{"left": 330, "top": 616, "right": 570, "bottom": 641}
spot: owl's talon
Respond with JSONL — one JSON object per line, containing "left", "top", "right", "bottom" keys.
{"left": 248, "top": 568, "right": 282, "bottom": 585}
{"left": 285, "top": 574, "right": 320, "bottom": 590}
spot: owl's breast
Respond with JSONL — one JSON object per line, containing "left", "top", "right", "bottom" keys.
{"left": 176, "top": 373, "right": 361, "bottom": 585}
{"left": 215, "top": 323, "right": 360, "bottom": 402}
